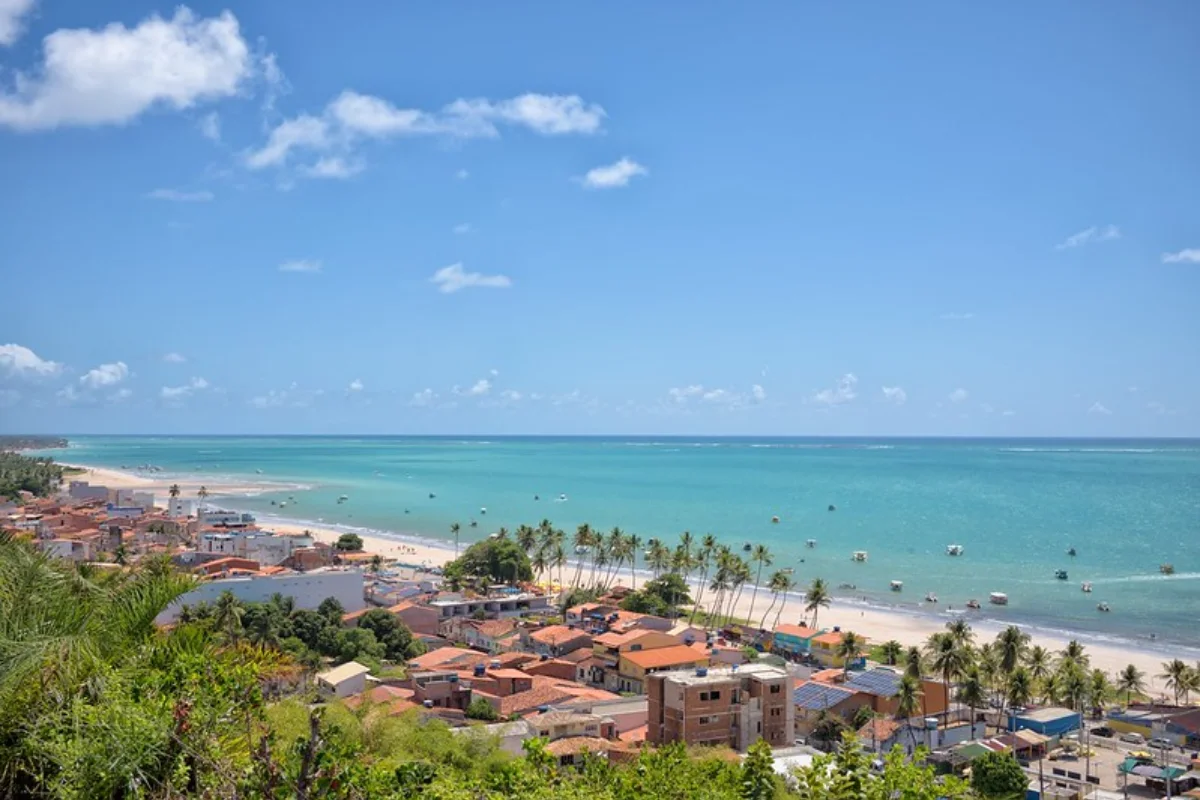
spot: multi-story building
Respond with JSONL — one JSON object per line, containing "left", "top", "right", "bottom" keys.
{"left": 156, "top": 567, "right": 364, "bottom": 623}
{"left": 617, "top": 644, "right": 710, "bottom": 695}
{"left": 429, "top": 592, "right": 553, "bottom": 622}
{"left": 647, "top": 664, "right": 794, "bottom": 751}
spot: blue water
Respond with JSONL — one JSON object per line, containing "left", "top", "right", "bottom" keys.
{"left": 40, "top": 436, "right": 1200, "bottom": 650}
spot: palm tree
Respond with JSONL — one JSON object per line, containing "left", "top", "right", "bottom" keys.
{"left": 168, "top": 483, "right": 180, "bottom": 499}
{"left": 368, "top": 554, "right": 383, "bottom": 575}
{"left": 571, "top": 523, "right": 592, "bottom": 588}
{"left": 772, "top": 575, "right": 796, "bottom": 630}
{"left": 1115, "top": 664, "right": 1146, "bottom": 706}
{"left": 647, "top": 540, "right": 671, "bottom": 581}
{"left": 1088, "top": 669, "right": 1112, "bottom": 718}
{"left": 996, "top": 626, "right": 1029, "bottom": 676}
{"left": 603, "top": 527, "right": 625, "bottom": 590}
{"left": 1180, "top": 665, "right": 1200, "bottom": 705}
{"left": 759, "top": 569, "right": 788, "bottom": 629}
{"left": 531, "top": 547, "right": 548, "bottom": 586}
{"left": 1060, "top": 639, "right": 1089, "bottom": 669}
{"left": 836, "top": 631, "right": 865, "bottom": 678}
{"left": 113, "top": 543, "right": 128, "bottom": 566}
{"left": 746, "top": 544, "right": 773, "bottom": 630}
{"left": 625, "top": 532, "right": 642, "bottom": 590}
{"left": 726, "top": 556, "right": 751, "bottom": 625}
{"left": 212, "top": 590, "right": 245, "bottom": 642}
{"left": 805, "top": 577, "right": 831, "bottom": 630}
{"left": 926, "top": 631, "right": 971, "bottom": 718}
{"left": 1005, "top": 667, "right": 1033, "bottom": 719}
{"left": 248, "top": 611, "right": 282, "bottom": 648}
{"left": 688, "top": 534, "right": 718, "bottom": 626}
{"left": 450, "top": 522, "right": 461, "bottom": 558}
{"left": 197, "top": 485, "right": 209, "bottom": 508}
{"left": 678, "top": 530, "right": 695, "bottom": 582}
{"left": 516, "top": 524, "right": 537, "bottom": 553}
{"left": 945, "top": 617, "right": 975, "bottom": 648}
{"left": 895, "top": 674, "right": 924, "bottom": 752}
{"left": 706, "top": 547, "right": 734, "bottom": 629}
{"left": 1160, "top": 659, "right": 1191, "bottom": 705}
{"left": 905, "top": 646, "right": 924, "bottom": 679}
{"left": 957, "top": 666, "right": 987, "bottom": 729}
{"left": 879, "top": 640, "right": 904, "bottom": 666}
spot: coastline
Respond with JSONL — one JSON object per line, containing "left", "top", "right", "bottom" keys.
{"left": 60, "top": 460, "right": 1194, "bottom": 696}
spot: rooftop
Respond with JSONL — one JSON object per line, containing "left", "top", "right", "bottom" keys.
{"left": 528, "top": 624, "right": 587, "bottom": 644}
{"left": 621, "top": 644, "right": 709, "bottom": 670}
{"left": 793, "top": 681, "right": 857, "bottom": 711}
{"left": 774, "top": 624, "right": 820, "bottom": 639}
{"left": 1014, "top": 706, "right": 1080, "bottom": 723}
{"left": 316, "top": 660, "right": 371, "bottom": 685}
{"left": 844, "top": 668, "right": 903, "bottom": 698}
{"left": 653, "top": 662, "right": 787, "bottom": 685}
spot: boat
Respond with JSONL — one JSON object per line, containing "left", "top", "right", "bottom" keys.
{"left": 255, "top": 469, "right": 263, "bottom": 474}
{"left": 989, "top": 592, "right": 1008, "bottom": 606}
{"left": 828, "top": 504, "right": 836, "bottom": 512}
{"left": 838, "top": 583, "right": 857, "bottom": 590}
{"left": 743, "top": 542, "right": 753, "bottom": 552}
{"left": 278, "top": 502, "right": 287, "bottom": 508}
{"left": 558, "top": 493, "right": 568, "bottom": 501}
{"left": 966, "top": 599, "right": 981, "bottom": 610}
{"left": 781, "top": 567, "right": 794, "bottom": 574}
{"left": 806, "top": 539, "right": 817, "bottom": 548}
{"left": 1081, "top": 582, "right": 1092, "bottom": 593}
{"left": 771, "top": 516, "right": 780, "bottom": 524}
{"left": 337, "top": 494, "right": 349, "bottom": 503}
{"left": 1055, "top": 569, "right": 1069, "bottom": 580}
{"left": 1067, "top": 547, "right": 1077, "bottom": 557}
{"left": 924, "top": 592, "right": 938, "bottom": 603}
{"left": 574, "top": 545, "right": 590, "bottom": 555}
{"left": 480, "top": 507, "right": 487, "bottom": 515}
{"left": 469, "top": 520, "right": 478, "bottom": 528}
{"left": 429, "top": 493, "right": 436, "bottom": 499}
{"left": 851, "top": 551, "right": 868, "bottom": 562}
{"left": 534, "top": 495, "right": 539, "bottom": 500}
{"left": 890, "top": 580, "right": 903, "bottom": 592}
{"left": 946, "top": 544, "right": 964, "bottom": 556}
{"left": 1160, "top": 564, "right": 1175, "bottom": 575}
{"left": 1097, "top": 602, "right": 1111, "bottom": 613}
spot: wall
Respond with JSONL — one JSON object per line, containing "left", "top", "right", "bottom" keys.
{"left": 157, "top": 570, "right": 364, "bottom": 622}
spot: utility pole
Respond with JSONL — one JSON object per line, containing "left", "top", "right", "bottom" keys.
{"left": 1038, "top": 751, "right": 1045, "bottom": 799}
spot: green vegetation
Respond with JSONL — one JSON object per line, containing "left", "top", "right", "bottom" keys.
{"left": 465, "top": 697, "right": 500, "bottom": 721}
{"left": 0, "top": 451, "right": 65, "bottom": 500}
{"left": 336, "top": 532, "right": 365, "bottom": 551}
{"left": 443, "top": 535, "right": 533, "bottom": 585}
{"left": 0, "top": 435, "right": 68, "bottom": 450}
{"left": 619, "top": 572, "right": 693, "bottom": 617}
{"left": 969, "top": 751, "right": 1028, "bottom": 799}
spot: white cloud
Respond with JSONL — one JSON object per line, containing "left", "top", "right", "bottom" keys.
{"left": 1087, "top": 401, "right": 1112, "bottom": 415}
{"left": 500, "top": 389, "right": 523, "bottom": 402}
{"left": 939, "top": 312, "right": 975, "bottom": 320}
{"left": 79, "top": 361, "right": 128, "bottom": 389}
{"left": 751, "top": 384, "right": 766, "bottom": 402}
{"left": 454, "top": 379, "right": 491, "bottom": 397}
{"left": 0, "top": 343, "right": 61, "bottom": 376}
{"left": 948, "top": 388, "right": 969, "bottom": 403}
{"left": 489, "top": 368, "right": 499, "bottom": 377}
{"left": 0, "top": 8, "right": 253, "bottom": 131}
{"left": 1001, "top": 410, "right": 1017, "bottom": 417}
{"left": 247, "top": 91, "right": 603, "bottom": 171}
{"left": 198, "top": 110, "right": 220, "bottom": 141}
{"left": 881, "top": 386, "right": 907, "bottom": 405}
{"left": 409, "top": 388, "right": 436, "bottom": 407}
{"left": 1055, "top": 224, "right": 1120, "bottom": 250}
{"left": 250, "top": 390, "right": 286, "bottom": 409}
{"left": 163, "top": 352, "right": 186, "bottom": 363}
{"left": 813, "top": 373, "right": 858, "bottom": 406}
{"left": 0, "top": 0, "right": 34, "bottom": 47}
{"left": 298, "top": 156, "right": 363, "bottom": 179}
{"left": 580, "top": 157, "right": 647, "bottom": 189}
{"left": 56, "top": 384, "right": 81, "bottom": 404}
{"left": 110, "top": 387, "right": 133, "bottom": 402}
{"left": 1161, "top": 248, "right": 1200, "bottom": 264}
{"left": 279, "top": 258, "right": 321, "bottom": 273}
{"left": 1147, "top": 401, "right": 1169, "bottom": 415}
{"left": 430, "top": 263, "right": 511, "bottom": 294}
{"left": 161, "top": 376, "right": 208, "bottom": 400}
{"left": 1128, "top": 386, "right": 1139, "bottom": 393}
{"left": 702, "top": 389, "right": 734, "bottom": 403}
{"left": 668, "top": 385, "right": 705, "bottom": 403}
{"left": 347, "top": 379, "right": 363, "bottom": 392}
{"left": 455, "top": 168, "right": 469, "bottom": 180}
{"left": 453, "top": 223, "right": 473, "bottom": 235}
{"left": 148, "top": 188, "right": 214, "bottom": 202}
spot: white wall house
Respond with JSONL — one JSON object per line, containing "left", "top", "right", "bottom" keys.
{"left": 167, "top": 498, "right": 192, "bottom": 519}
{"left": 316, "top": 661, "right": 371, "bottom": 698}
{"left": 40, "top": 539, "right": 93, "bottom": 561}
{"left": 156, "top": 568, "right": 365, "bottom": 623}
{"left": 198, "top": 530, "right": 315, "bottom": 566}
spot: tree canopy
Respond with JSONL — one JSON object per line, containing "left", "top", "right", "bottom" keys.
{"left": 970, "top": 751, "right": 1029, "bottom": 799}
{"left": 443, "top": 537, "right": 533, "bottom": 584}
{"left": 336, "top": 532, "right": 365, "bottom": 551}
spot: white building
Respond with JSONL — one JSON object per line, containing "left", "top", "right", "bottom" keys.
{"left": 428, "top": 592, "right": 553, "bottom": 621}
{"left": 167, "top": 497, "right": 193, "bottom": 519}
{"left": 104, "top": 504, "right": 145, "bottom": 520}
{"left": 316, "top": 661, "right": 371, "bottom": 698}
{"left": 113, "top": 489, "right": 157, "bottom": 509}
{"left": 156, "top": 568, "right": 365, "bottom": 623}
{"left": 198, "top": 509, "right": 256, "bottom": 528}
{"left": 40, "top": 539, "right": 93, "bottom": 561}
{"left": 198, "top": 530, "right": 315, "bottom": 566}
{"left": 68, "top": 481, "right": 110, "bottom": 502}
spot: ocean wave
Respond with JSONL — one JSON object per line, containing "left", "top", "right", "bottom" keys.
{"left": 998, "top": 447, "right": 1175, "bottom": 454}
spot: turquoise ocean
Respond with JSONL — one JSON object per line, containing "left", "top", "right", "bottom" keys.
{"left": 40, "top": 436, "right": 1200, "bottom": 652}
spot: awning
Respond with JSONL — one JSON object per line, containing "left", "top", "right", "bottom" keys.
{"left": 1015, "top": 729, "right": 1050, "bottom": 746}
{"left": 1128, "top": 764, "right": 1186, "bottom": 780}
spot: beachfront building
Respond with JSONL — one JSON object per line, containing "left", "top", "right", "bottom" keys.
{"left": 793, "top": 681, "right": 873, "bottom": 738}
{"left": 771, "top": 624, "right": 822, "bottom": 658}
{"left": 157, "top": 567, "right": 365, "bottom": 623}
{"left": 197, "top": 509, "right": 256, "bottom": 528}
{"left": 197, "top": 529, "right": 315, "bottom": 566}
{"left": 429, "top": 592, "right": 552, "bottom": 622}
{"left": 1106, "top": 705, "right": 1200, "bottom": 747}
{"left": 809, "top": 629, "right": 868, "bottom": 669}
{"left": 618, "top": 645, "right": 711, "bottom": 695}
{"left": 167, "top": 497, "right": 192, "bottom": 519}
{"left": 647, "top": 664, "right": 794, "bottom": 751}
{"left": 1006, "top": 706, "right": 1082, "bottom": 738}
{"left": 68, "top": 481, "right": 110, "bottom": 502}
{"left": 586, "top": 629, "right": 683, "bottom": 691}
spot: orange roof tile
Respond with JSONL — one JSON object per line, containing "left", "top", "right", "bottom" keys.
{"left": 486, "top": 668, "right": 531, "bottom": 680}
{"left": 774, "top": 624, "right": 819, "bottom": 639}
{"left": 528, "top": 625, "right": 587, "bottom": 644}
{"left": 811, "top": 668, "right": 844, "bottom": 684}
{"left": 812, "top": 631, "right": 850, "bottom": 646}
{"left": 619, "top": 724, "right": 648, "bottom": 743}
{"left": 407, "top": 646, "right": 488, "bottom": 670}
{"left": 621, "top": 644, "right": 708, "bottom": 670}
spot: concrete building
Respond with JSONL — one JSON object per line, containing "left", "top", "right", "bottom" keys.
{"left": 809, "top": 629, "right": 868, "bottom": 669}
{"left": 197, "top": 509, "right": 256, "bottom": 528}
{"left": 618, "top": 644, "right": 710, "bottom": 694}
{"left": 1006, "top": 706, "right": 1082, "bottom": 737}
{"left": 771, "top": 624, "right": 823, "bottom": 658}
{"left": 68, "top": 481, "right": 110, "bottom": 502}
{"left": 316, "top": 661, "right": 371, "bottom": 698}
{"left": 522, "top": 624, "right": 593, "bottom": 658}
{"left": 157, "top": 568, "right": 364, "bottom": 623}
{"left": 39, "top": 538, "right": 93, "bottom": 562}
{"left": 449, "top": 720, "right": 533, "bottom": 756}
{"left": 647, "top": 663, "right": 794, "bottom": 751}
{"left": 429, "top": 592, "right": 552, "bottom": 622}
{"left": 198, "top": 530, "right": 315, "bottom": 566}
{"left": 167, "top": 497, "right": 192, "bottom": 519}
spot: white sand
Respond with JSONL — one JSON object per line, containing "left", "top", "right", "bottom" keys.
{"left": 63, "top": 460, "right": 1190, "bottom": 695}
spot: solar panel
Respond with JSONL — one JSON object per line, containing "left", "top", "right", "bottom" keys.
{"left": 845, "top": 669, "right": 902, "bottom": 698}
{"left": 793, "top": 682, "right": 854, "bottom": 711}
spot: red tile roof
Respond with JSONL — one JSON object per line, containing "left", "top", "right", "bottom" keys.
{"left": 528, "top": 625, "right": 587, "bottom": 645}
{"left": 621, "top": 644, "right": 709, "bottom": 670}
{"left": 774, "top": 624, "right": 820, "bottom": 639}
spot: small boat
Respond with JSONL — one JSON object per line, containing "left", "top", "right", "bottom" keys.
{"left": 278, "top": 502, "right": 287, "bottom": 508}
{"left": 851, "top": 550, "right": 868, "bottom": 562}
{"left": 574, "top": 545, "right": 590, "bottom": 555}
{"left": 1160, "top": 564, "right": 1175, "bottom": 575}
{"left": 806, "top": 539, "right": 817, "bottom": 548}
{"left": 337, "top": 494, "right": 349, "bottom": 503}
{"left": 781, "top": 567, "right": 794, "bottom": 574}
{"left": 890, "top": 580, "right": 903, "bottom": 592}
{"left": 480, "top": 507, "right": 487, "bottom": 515}
{"left": 1055, "top": 569, "right": 1069, "bottom": 580}
{"left": 429, "top": 493, "right": 436, "bottom": 499}
{"left": 558, "top": 493, "right": 567, "bottom": 501}
{"left": 1081, "top": 582, "right": 1092, "bottom": 593}
{"left": 255, "top": 469, "right": 263, "bottom": 474}
{"left": 838, "top": 583, "right": 857, "bottom": 590}
{"left": 989, "top": 592, "right": 1008, "bottom": 606}
{"left": 469, "top": 520, "right": 478, "bottom": 528}
{"left": 924, "top": 592, "right": 938, "bottom": 603}
{"left": 946, "top": 544, "right": 964, "bottom": 556}
{"left": 743, "top": 542, "right": 753, "bottom": 552}
{"left": 828, "top": 504, "right": 836, "bottom": 512}
{"left": 1097, "top": 602, "right": 1111, "bottom": 613}
{"left": 1067, "top": 547, "right": 1077, "bottom": 557}
{"left": 771, "top": 516, "right": 780, "bottom": 524}
{"left": 966, "top": 599, "right": 981, "bottom": 610}
{"left": 534, "top": 495, "right": 539, "bottom": 501}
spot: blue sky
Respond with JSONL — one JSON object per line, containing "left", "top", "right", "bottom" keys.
{"left": 2, "top": 2, "right": 1198, "bottom": 436}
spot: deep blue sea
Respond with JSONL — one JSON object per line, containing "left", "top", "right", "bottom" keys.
{"left": 40, "top": 436, "right": 1200, "bottom": 650}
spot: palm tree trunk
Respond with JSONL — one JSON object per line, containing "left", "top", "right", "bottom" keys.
{"left": 689, "top": 565, "right": 709, "bottom": 625}
{"left": 760, "top": 592, "right": 777, "bottom": 629}
{"left": 748, "top": 564, "right": 763, "bottom": 628}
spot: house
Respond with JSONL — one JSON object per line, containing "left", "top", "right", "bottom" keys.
{"left": 428, "top": 592, "right": 553, "bottom": 621}
{"left": 1007, "top": 706, "right": 1081, "bottom": 737}
{"left": 618, "top": 644, "right": 711, "bottom": 695}
{"left": 587, "top": 629, "right": 683, "bottom": 691}
{"left": 771, "top": 624, "right": 822, "bottom": 658}
{"left": 566, "top": 604, "right": 672, "bottom": 636}
{"left": 523, "top": 625, "right": 593, "bottom": 658}
{"left": 1107, "top": 705, "right": 1200, "bottom": 747}
{"left": 406, "top": 670, "right": 474, "bottom": 710}
{"left": 452, "top": 618, "right": 522, "bottom": 654}
{"left": 195, "top": 556, "right": 262, "bottom": 577}
{"left": 316, "top": 661, "right": 371, "bottom": 698}
{"left": 841, "top": 668, "right": 950, "bottom": 719}
{"left": 407, "top": 646, "right": 490, "bottom": 672}
{"left": 809, "top": 630, "right": 868, "bottom": 669}
{"left": 526, "top": 710, "right": 616, "bottom": 742}
{"left": 647, "top": 663, "right": 795, "bottom": 751}
{"left": 386, "top": 601, "right": 440, "bottom": 636}
{"left": 792, "top": 681, "right": 872, "bottom": 737}
{"left": 449, "top": 720, "right": 532, "bottom": 756}
{"left": 523, "top": 658, "right": 580, "bottom": 681}
{"left": 39, "top": 538, "right": 93, "bottom": 561}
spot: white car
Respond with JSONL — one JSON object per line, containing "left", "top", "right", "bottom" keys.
{"left": 1119, "top": 732, "right": 1145, "bottom": 744}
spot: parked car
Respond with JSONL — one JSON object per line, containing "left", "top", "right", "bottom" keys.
{"left": 1148, "top": 737, "right": 1173, "bottom": 749}
{"left": 1090, "top": 726, "right": 1114, "bottom": 738}
{"left": 1119, "top": 732, "right": 1146, "bottom": 744}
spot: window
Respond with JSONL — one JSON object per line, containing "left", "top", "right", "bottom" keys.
{"left": 710, "top": 690, "right": 721, "bottom": 701}
{"left": 770, "top": 684, "right": 781, "bottom": 694}
{"left": 630, "top": 643, "right": 642, "bottom": 651}
{"left": 699, "top": 715, "right": 715, "bottom": 725}
{"left": 699, "top": 691, "right": 709, "bottom": 701}
{"left": 770, "top": 708, "right": 781, "bottom": 717}
{"left": 757, "top": 721, "right": 762, "bottom": 733}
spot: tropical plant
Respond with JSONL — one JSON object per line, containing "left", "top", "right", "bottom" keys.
{"left": 625, "top": 531, "right": 642, "bottom": 590}
{"left": 879, "top": 640, "right": 904, "bottom": 666}
{"left": 1087, "top": 668, "right": 1112, "bottom": 717}
{"left": 995, "top": 626, "right": 1029, "bottom": 675}
{"left": 168, "top": 482, "right": 181, "bottom": 499}
{"left": 1160, "top": 659, "right": 1192, "bottom": 705}
{"left": 805, "top": 577, "right": 831, "bottom": 630}
{"left": 688, "top": 533, "right": 717, "bottom": 626}
{"left": 926, "top": 631, "right": 971, "bottom": 717}
{"left": 450, "top": 521, "right": 461, "bottom": 558}
{"left": 971, "top": 751, "right": 1029, "bottom": 799}
{"left": 1060, "top": 639, "right": 1089, "bottom": 669}
{"left": 836, "top": 631, "right": 865, "bottom": 677}
{"left": 335, "top": 532, "right": 364, "bottom": 551}
{"left": 894, "top": 674, "right": 924, "bottom": 750}
{"left": 1005, "top": 667, "right": 1033, "bottom": 712}
{"left": 213, "top": 589, "right": 246, "bottom": 641}
{"left": 197, "top": 485, "right": 209, "bottom": 507}
{"left": 1115, "top": 664, "right": 1146, "bottom": 706}
{"left": 745, "top": 544, "right": 773, "bottom": 629}
{"left": 957, "top": 666, "right": 987, "bottom": 726}
{"left": 945, "top": 617, "right": 975, "bottom": 648}
{"left": 905, "top": 645, "right": 924, "bottom": 679}
{"left": 1025, "top": 644, "right": 1052, "bottom": 700}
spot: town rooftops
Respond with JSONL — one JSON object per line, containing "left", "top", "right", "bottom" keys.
{"left": 774, "top": 624, "right": 820, "bottom": 639}
{"left": 528, "top": 624, "right": 585, "bottom": 644}
{"left": 621, "top": 644, "right": 708, "bottom": 670}
{"left": 1012, "top": 706, "right": 1080, "bottom": 723}
{"left": 812, "top": 630, "right": 861, "bottom": 646}
{"left": 530, "top": 710, "right": 603, "bottom": 727}
{"left": 857, "top": 718, "right": 901, "bottom": 742}
{"left": 407, "top": 646, "right": 488, "bottom": 671}
{"left": 793, "top": 681, "right": 856, "bottom": 711}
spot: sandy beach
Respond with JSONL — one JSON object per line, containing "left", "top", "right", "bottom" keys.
{"left": 65, "top": 460, "right": 1191, "bottom": 696}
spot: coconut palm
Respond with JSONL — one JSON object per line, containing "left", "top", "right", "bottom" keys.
{"left": 450, "top": 522, "right": 461, "bottom": 558}
{"left": 945, "top": 617, "right": 975, "bottom": 648}
{"left": 1055, "top": 663, "right": 1089, "bottom": 713}
{"left": 516, "top": 524, "right": 537, "bottom": 553}
{"left": 996, "top": 626, "right": 1029, "bottom": 675}
{"left": 1060, "top": 639, "right": 1089, "bottom": 669}
{"left": 745, "top": 544, "right": 773, "bottom": 630}
{"left": 197, "top": 485, "right": 209, "bottom": 508}
{"left": 727, "top": 556, "right": 752, "bottom": 625}
{"left": 926, "top": 631, "right": 972, "bottom": 717}
{"left": 625, "top": 532, "right": 642, "bottom": 590}
{"left": 212, "top": 590, "right": 245, "bottom": 642}
{"left": 836, "top": 631, "right": 865, "bottom": 678}
{"left": 531, "top": 546, "right": 549, "bottom": 586}
{"left": 647, "top": 540, "right": 671, "bottom": 581}
{"left": 571, "top": 523, "right": 592, "bottom": 588}
{"left": 905, "top": 646, "right": 924, "bottom": 679}
{"left": 1088, "top": 669, "right": 1112, "bottom": 717}
{"left": 247, "top": 611, "right": 282, "bottom": 649}
{"left": 678, "top": 530, "right": 695, "bottom": 581}
{"left": 688, "top": 533, "right": 718, "bottom": 626}
{"left": 168, "top": 483, "right": 180, "bottom": 499}
{"left": 1180, "top": 666, "right": 1200, "bottom": 705}
{"left": 805, "top": 577, "right": 831, "bottom": 630}
{"left": 706, "top": 547, "right": 734, "bottom": 628}
{"left": 1160, "top": 659, "right": 1191, "bottom": 705}
{"left": 957, "top": 666, "right": 987, "bottom": 727}
{"left": 1115, "top": 664, "right": 1146, "bottom": 706}
{"left": 1005, "top": 667, "right": 1033, "bottom": 714}
{"left": 759, "top": 569, "right": 788, "bottom": 629}
{"left": 879, "top": 640, "right": 904, "bottom": 666}
{"left": 894, "top": 674, "right": 925, "bottom": 751}
{"left": 368, "top": 554, "right": 383, "bottom": 575}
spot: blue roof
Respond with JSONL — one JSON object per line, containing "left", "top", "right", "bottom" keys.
{"left": 794, "top": 682, "right": 855, "bottom": 711}
{"left": 844, "top": 669, "right": 903, "bottom": 698}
